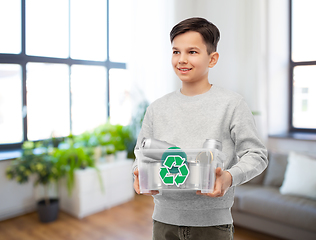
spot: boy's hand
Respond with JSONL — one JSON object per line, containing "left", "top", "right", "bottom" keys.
{"left": 133, "top": 169, "right": 159, "bottom": 196}
{"left": 196, "top": 167, "right": 232, "bottom": 197}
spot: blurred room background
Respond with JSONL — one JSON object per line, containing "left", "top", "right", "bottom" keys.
{"left": 0, "top": 0, "right": 315, "bottom": 239}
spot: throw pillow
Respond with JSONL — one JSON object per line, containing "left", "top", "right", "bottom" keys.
{"left": 263, "top": 152, "right": 288, "bottom": 187}
{"left": 280, "top": 151, "right": 316, "bottom": 200}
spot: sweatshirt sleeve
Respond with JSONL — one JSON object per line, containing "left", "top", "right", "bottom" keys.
{"left": 132, "top": 105, "right": 154, "bottom": 173}
{"left": 226, "top": 98, "right": 268, "bottom": 187}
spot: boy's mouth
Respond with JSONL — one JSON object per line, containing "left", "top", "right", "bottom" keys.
{"left": 177, "top": 67, "right": 192, "bottom": 73}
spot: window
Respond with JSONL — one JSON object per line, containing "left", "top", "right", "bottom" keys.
{"left": 0, "top": 0, "right": 127, "bottom": 149}
{"left": 290, "top": 0, "right": 316, "bottom": 132}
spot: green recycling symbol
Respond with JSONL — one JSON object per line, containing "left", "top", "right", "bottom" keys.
{"left": 159, "top": 155, "right": 190, "bottom": 187}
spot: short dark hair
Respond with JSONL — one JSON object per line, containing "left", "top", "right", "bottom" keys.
{"left": 170, "top": 17, "right": 220, "bottom": 54}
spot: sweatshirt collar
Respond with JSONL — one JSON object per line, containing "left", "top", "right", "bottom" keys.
{"left": 175, "top": 85, "right": 215, "bottom": 102}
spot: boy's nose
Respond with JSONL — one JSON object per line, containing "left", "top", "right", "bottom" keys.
{"left": 178, "top": 59, "right": 188, "bottom": 64}
{"left": 178, "top": 54, "right": 188, "bottom": 64}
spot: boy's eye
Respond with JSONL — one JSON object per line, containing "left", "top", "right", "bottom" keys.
{"left": 189, "top": 51, "right": 197, "bottom": 54}
{"left": 173, "top": 51, "right": 180, "bottom": 54}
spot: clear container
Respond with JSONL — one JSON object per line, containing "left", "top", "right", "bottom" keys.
{"left": 135, "top": 148, "right": 221, "bottom": 194}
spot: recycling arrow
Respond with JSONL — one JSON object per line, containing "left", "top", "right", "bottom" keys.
{"left": 159, "top": 155, "right": 190, "bottom": 187}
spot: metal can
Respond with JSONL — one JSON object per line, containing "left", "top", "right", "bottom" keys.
{"left": 202, "top": 139, "right": 222, "bottom": 151}
{"left": 141, "top": 138, "right": 176, "bottom": 160}
{"left": 141, "top": 138, "right": 175, "bottom": 150}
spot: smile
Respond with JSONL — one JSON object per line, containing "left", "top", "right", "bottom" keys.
{"left": 177, "top": 68, "right": 192, "bottom": 73}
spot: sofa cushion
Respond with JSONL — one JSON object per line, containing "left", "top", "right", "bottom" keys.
{"left": 263, "top": 152, "right": 287, "bottom": 187}
{"left": 237, "top": 186, "right": 316, "bottom": 232}
{"left": 280, "top": 151, "right": 316, "bottom": 200}
{"left": 233, "top": 184, "right": 258, "bottom": 211}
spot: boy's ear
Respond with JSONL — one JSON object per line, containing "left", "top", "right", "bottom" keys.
{"left": 208, "top": 52, "right": 219, "bottom": 68}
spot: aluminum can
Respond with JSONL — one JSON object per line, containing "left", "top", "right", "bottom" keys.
{"left": 141, "top": 138, "right": 176, "bottom": 150}
{"left": 141, "top": 138, "right": 176, "bottom": 160}
{"left": 202, "top": 139, "right": 222, "bottom": 151}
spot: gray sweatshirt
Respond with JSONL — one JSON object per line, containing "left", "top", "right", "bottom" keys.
{"left": 134, "top": 85, "right": 268, "bottom": 226}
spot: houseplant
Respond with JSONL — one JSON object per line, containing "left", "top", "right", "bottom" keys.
{"left": 114, "top": 124, "right": 133, "bottom": 159}
{"left": 54, "top": 134, "right": 103, "bottom": 196}
{"left": 93, "top": 122, "right": 119, "bottom": 161}
{"left": 5, "top": 141, "right": 65, "bottom": 223}
{"left": 93, "top": 122, "right": 134, "bottom": 161}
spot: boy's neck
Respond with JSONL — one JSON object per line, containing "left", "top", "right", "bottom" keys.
{"left": 180, "top": 82, "right": 212, "bottom": 96}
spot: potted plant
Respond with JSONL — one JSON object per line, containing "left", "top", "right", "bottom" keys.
{"left": 93, "top": 122, "right": 117, "bottom": 162}
{"left": 94, "top": 121, "right": 134, "bottom": 160}
{"left": 73, "top": 131, "right": 99, "bottom": 158}
{"left": 53, "top": 134, "right": 103, "bottom": 196}
{"left": 114, "top": 124, "right": 133, "bottom": 160}
{"left": 5, "top": 141, "right": 65, "bottom": 223}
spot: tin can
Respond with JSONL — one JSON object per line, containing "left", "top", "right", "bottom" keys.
{"left": 141, "top": 138, "right": 176, "bottom": 160}
{"left": 202, "top": 139, "right": 222, "bottom": 151}
{"left": 141, "top": 138, "right": 175, "bottom": 150}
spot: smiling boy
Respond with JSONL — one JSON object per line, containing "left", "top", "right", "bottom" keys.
{"left": 172, "top": 30, "right": 218, "bottom": 96}
{"left": 133, "top": 17, "right": 268, "bottom": 240}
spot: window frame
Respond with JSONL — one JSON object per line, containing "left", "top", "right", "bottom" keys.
{"left": 0, "top": 0, "right": 126, "bottom": 150}
{"left": 289, "top": 0, "right": 316, "bottom": 133}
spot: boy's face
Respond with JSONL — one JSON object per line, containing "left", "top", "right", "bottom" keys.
{"left": 171, "top": 31, "right": 217, "bottom": 85}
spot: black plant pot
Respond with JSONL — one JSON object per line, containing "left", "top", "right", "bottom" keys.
{"left": 37, "top": 198, "right": 59, "bottom": 223}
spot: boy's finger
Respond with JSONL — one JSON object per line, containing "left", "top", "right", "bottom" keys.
{"left": 208, "top": 179, "right": 222, "bottom": 197}
{"left": 196, "top": 168, "right": 225, "bottom": 197}
{"left": 215, "top": 167, "right": 223, "bottom": 176}
{"left": 209, "top": 189, "right": 221, "bottom": 197}
{"left": 133, "top": 170, "right": 140, "bottom": 194}
{"left": 133, "top": 179, "right": 140, "bottom": 194}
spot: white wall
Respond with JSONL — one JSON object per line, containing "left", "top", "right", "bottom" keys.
{"left": 127, "top": 0, "right": 177, "bottom": 104}
{"left": 267, "top": 0, "right": 290, "bottom": 135}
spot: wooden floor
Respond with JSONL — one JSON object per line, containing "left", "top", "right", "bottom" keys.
{"left": 0, "top": 194, "right": 284, "bottom": 240}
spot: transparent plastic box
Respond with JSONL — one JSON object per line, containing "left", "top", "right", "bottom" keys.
{"left": 135, "top": 148, "right": 221, "bottom": 194}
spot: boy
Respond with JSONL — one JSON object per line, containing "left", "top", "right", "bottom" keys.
{"left": 133, "top": 17, "right": 268, "bottom": 240}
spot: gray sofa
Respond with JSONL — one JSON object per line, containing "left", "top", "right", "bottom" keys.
{"left": 232, "top": 152, "right": 316, "bottom": 240}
